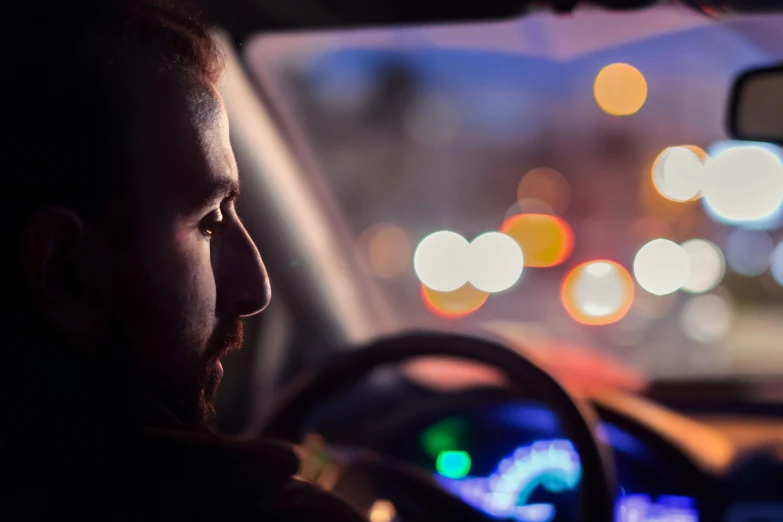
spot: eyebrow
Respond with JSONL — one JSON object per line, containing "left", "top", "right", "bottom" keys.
{"left": 196, "top": 178, "right": 240, "bottom": 211}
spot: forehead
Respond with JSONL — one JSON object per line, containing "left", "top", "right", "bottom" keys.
{"left": 121, "top": 73, "right": 236, "bottom": 216}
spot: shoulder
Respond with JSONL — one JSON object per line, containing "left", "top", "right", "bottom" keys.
{"left": 2, "top": 428, "right": 367, "bottom": 522}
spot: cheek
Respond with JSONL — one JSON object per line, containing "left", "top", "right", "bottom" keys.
{"left": 125, "top": 228, "right": 218, "bottom": 351}
{"left": 174, "top": 234, "right": 218, "bottom": 339}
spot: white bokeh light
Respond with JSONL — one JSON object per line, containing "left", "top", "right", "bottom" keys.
{"left": 702, "top": 147, "right": 783, "bottom": 224}
{"left": 469, "top": 232, "right": 524, "bottom": 293}
{"left": 414, "top": 231, "right": 471, "bottom": 292}
{"left": 652, "top": 146, "right": 705, "bottom": 202}
{"left": 680, "top": 294, "right": 733, "bottom": 344}
{"left": 681, "top": 239, "right": 725, "bottom": 294}
{"left": 725, "top": 229, "right": 773, "bottom": 277}
{"left": 633, "top": 239, "right": 690, "bottom": 295}
{"left": 772, "top": 242, "right": 783, "bottom": 287}
{"left": 707, "top": 140, "right": 783, "bottom": 163}
{"left": 574, "top": 262, "right": 626, "bottom": 317}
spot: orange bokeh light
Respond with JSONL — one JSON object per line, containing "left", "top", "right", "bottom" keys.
{"left": 561, "top": 260, "right": 634, "bottom": 326}
{"left": 421, "top": 283, "right": 489, "bottom": 319}
{"left": 356, "top": 223, "right": 412, "bottom": 278}
{"left": 516, "top": 167, "right": 571, "bottom": 216}
{"left": 500, "top": 214, "right": 575, "bottom": 268}
{"left": 593, "top": 63, "right": 648, "bottom": 116}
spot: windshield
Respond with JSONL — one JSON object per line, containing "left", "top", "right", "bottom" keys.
{"left": 245, "top": 5, "right": 783, "bottom": 381}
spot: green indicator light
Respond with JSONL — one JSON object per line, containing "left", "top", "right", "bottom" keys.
{"left": 436, "top": 450, "right": 471, "bottom": 479}
{"left": 420, "top": 417, "right": 467, "bottom": 459}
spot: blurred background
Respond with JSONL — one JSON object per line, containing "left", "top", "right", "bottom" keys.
{"left": 243, "top": 4, "right": 783, "bottom": 383}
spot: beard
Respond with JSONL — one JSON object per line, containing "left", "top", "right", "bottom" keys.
{"left": 197, "top": 317, "right": 244, "bottom": 428}
{"left": 101, "top": 305, "right": 246, "bottom": 431}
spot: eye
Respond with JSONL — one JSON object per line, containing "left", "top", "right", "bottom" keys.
{"left": 199, "top": 209, "right": 225, "bottom": 239}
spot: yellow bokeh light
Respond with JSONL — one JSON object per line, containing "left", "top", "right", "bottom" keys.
{"left": 593, "top": 63, "right": 648, "bottom": 116}
{"left": 421, "top": 283, "right": 489, "bottom": 319}
{"left": 368, "top": 500, "right": 397, "bottom": 522}
{"left": 500, "top": 214, "right": 574, "bottom": 268}
{"left": 516, "top": 167, "right": 571, "bottom": 216}
{"left": 357, "top": 224, "right": 412, "bottom": 279}
{"left": 561, "top": 260, "right": 634, "bottom": 326}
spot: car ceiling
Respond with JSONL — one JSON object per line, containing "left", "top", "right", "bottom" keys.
{"left": 193, "top": 0, "right": 783, "bottom": 43}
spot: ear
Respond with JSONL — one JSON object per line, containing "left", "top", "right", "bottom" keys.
{"left": 23, "top": 207, "right": 101, "bottom": 339}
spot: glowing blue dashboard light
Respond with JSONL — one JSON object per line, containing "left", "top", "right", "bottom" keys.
{"left": 434, "top": 435, "right": 699, "bottom": 522}
{"left": 436, "top": 439, "right": 580, "bottom": 520}
{"left": 515, "top": 503, "right": 555, "bottom": 522}
{"left": 616, "top": 494, "right": 698, "bottom": 522}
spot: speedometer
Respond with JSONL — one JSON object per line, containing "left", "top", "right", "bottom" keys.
{"left": 436, "top": 439, "right": 580, "bottom": 521}
{"left": 412, "top": 402, "right": 701, "bottom": 522}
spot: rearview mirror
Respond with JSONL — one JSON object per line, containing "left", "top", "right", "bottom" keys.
{"left": 728, "top": 64, "right": 783, "bottom": 145}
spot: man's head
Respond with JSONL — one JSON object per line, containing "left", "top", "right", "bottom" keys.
{"left": 3, "top": 0, "right": 270, "bottom": 430}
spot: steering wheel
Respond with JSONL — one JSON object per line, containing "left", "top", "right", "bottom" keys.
{"left": 261, "top": 331, "right": 617, "bottom": 522}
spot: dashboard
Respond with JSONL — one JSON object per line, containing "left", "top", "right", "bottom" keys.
{"left": 378, "top": 401, "right": 700, "bottom": 522}
{"left": 308, "top": 380, "right": 783, "bottom": 522}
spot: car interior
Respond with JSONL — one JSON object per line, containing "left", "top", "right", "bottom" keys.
{"left": 188, "top": 1, "right": 783, "bottom": 521}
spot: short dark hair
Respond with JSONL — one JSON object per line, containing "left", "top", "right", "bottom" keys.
{"left": 5, "top": 0, "right": 222, "bottom": 244}
{"left": 2, "top": 0, "right": 223, "bottom": 359}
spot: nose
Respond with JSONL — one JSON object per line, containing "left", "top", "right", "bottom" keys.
{"left": 217, "top": 221, "right": 271, "bottom": 318}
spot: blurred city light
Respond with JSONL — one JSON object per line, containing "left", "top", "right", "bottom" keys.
{"left": 357, "top": 223, "right": 412, "bottom": 278}
{"left": 633, "top": 239, "right": 689, "bottom": 296}
{"left": 561, "top": 260, "right": 634, "bottom": 325}
{"left": 593, "top": 63, "right": 648, "bottom": 116}
{"left": 772, "top": 242, "right": 783, "bottom": 287}
{"left": 651, "top": 146, "right": 706, "bottom": 202}
{"left": 470, "top": 232, "right": 525, "bottom": 293}
{"left": 501, "top": 214, "right": 574, "bottom": 268}
{"left": 421, "top": 283, "right": 489, "bottom": 319}
{"left": 680, "top": 293, "right": 733, "bottom": 344}
{"left": 414, "top": 231, "right": 471, "bottom": 291}
{"left": 681, "top": 239, "right": 725, "bottom": 294}
{"left": 702, "top": 146, "right": 783, "bottom": 225}
{"left": 682, "top": 145, "right": 708, "bottom": 161}
{"left": 517, "top": 168, "right": 571, "bottom": 216}
{"left": 707, "top": 139, "right": 783, "bottom": 163}
{"left": 725, "top": 229, "right": 773, "bottom": 276}
{"left": 505, "top": 198, "right": 556, "bottom": 220}
{"left": 368, "top": 500, "right": 397, "bottom": 522}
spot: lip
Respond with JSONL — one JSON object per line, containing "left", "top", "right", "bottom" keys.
{"left": 205, "top": 359, "right": 224, "bottom": 394}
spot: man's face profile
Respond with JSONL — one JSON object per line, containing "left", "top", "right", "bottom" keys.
{"left": 15, "top": 73, "right": 271, "bottom": 430}
{"left": 105, "top": 75, "right": 272, "bottom": 427}
{"left": 1, "top": 2, "right": 271, "bottom": 433}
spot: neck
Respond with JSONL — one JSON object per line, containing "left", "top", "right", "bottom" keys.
{"left": 1, "top": 336, "right": 183, "bottom": 445}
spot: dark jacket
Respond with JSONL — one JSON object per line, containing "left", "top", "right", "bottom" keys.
{"left": 0, "top": 395, "right": 367, "bottom": 522}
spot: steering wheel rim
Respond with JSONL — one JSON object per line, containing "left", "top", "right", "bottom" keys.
{"left": 261, "top": 331, "right": 617, "bottom": 522}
